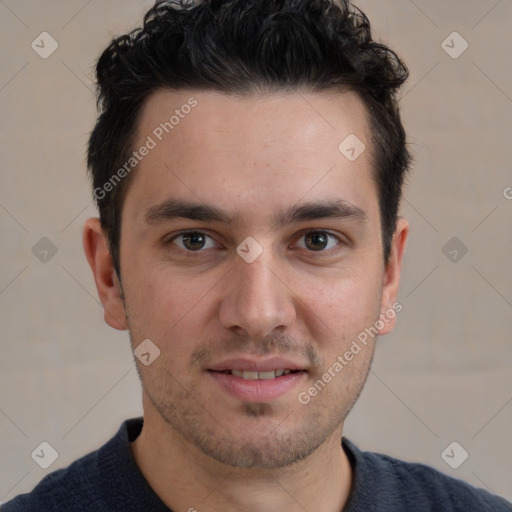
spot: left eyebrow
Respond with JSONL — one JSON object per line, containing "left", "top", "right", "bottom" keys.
{"left": 143, "top": 198, "right": 368, "bottom": 228}
{"left": 272, "top": 199, "right": 368, "bottom": 230}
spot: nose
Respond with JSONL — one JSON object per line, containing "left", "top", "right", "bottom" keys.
{"left": 219, "top": 248, "right": 296, "bottom": 340}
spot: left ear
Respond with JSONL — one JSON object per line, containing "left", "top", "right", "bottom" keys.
{"left": 378, "top": 216, "right": 409, "bottom": 335}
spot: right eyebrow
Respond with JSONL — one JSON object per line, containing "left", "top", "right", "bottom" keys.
{"left": 143, "top": 199, "right": 240, "bottom": 226}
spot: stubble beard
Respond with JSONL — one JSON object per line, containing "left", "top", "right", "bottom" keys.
{"left": 137, "top": 355, "right": 373, "bottom": 470}
{"left": 123, "top": 294, "right": 376, "bottom": 470}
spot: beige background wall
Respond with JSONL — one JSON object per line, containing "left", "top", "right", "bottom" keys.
{"left": 1, "top": 0, "right": 511, "bottom": 504}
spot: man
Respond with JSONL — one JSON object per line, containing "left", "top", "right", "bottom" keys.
{"left": 3, "top": 0, "right": 511, "bottom": 510}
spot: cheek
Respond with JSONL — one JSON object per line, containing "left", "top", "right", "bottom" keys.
{"left": 122, "top": 263, "right": 218, "bottom": 344}
{"left": 295, "top": 266, "right": 383, "bottom": 333}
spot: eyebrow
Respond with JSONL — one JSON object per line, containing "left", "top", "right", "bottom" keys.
{"left": 143, "top": 198, "right": 368, "bottom": 228}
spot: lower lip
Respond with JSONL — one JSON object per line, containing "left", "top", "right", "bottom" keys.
{"left": 208, "top": 371, "right": 306, "bottom": 402}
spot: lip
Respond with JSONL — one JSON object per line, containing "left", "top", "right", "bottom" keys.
{"left": 208, "top": 357, "right": 305, "bottom": 373}
{"left": 208, "top": 370, "right": 307, "bottom": 402}
{"left": 207, "top": 357, "right": 308, "bottom": 402}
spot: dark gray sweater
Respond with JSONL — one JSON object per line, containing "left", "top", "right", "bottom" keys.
{"left": 3, "top": 418, "right": 511, "bottom": 511}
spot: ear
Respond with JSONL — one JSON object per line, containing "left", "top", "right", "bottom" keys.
{"left": 378, "top": 216, "right": 409, "bottom": 335}
{"left": 82, "top": 218, "right": 128, "bottom": 330}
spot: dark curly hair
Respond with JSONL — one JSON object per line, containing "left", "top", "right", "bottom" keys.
{"left": 87, "top": 0, "right": 410, "bottom": 277}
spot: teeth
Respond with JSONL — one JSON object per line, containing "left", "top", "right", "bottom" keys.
{"left": 229, "top": 369, "right": 294, "bottom": 380}
{"left": 259, "top": 371, "right": 276, "bottom": 380}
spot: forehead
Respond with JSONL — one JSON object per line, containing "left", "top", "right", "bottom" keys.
{"left": 123, "top": 88, "right": 378, "bottom": 230}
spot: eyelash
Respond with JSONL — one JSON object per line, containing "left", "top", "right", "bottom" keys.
{"left": 165, "top": 230, "right": 345, "bottom": 255}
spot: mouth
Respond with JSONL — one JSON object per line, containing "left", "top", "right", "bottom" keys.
{"left": 207, "top": 359, "right": 307, "bottom": 402}
{"left": 210, "top": 369, "right": 301, "bottom": 380}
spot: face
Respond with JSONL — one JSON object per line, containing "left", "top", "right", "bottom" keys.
{"left": 86, "top": 89, "right": 407, "bottom": 469}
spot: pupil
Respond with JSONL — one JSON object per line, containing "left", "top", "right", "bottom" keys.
{"left": 306, "top": 232, "right": 327, "bottom": 251}
{"left": 184, "top": 232, "right": 205, "bottom": 250}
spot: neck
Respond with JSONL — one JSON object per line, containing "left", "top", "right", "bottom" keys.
{"left": 131, "top": 401, "right": 353, "bottom": 512}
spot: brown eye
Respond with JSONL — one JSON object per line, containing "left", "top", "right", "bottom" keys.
{"left": 295, "top": 231, "right": 341, "bottom": 252}
{"left": 171, "top": 231, "right": 216, "bottom": 251}
{"left": 305, "top": 232, "right": 328, "bottom": 251}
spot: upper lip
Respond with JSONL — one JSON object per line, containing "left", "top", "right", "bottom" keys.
{"left": 208, "top": 357, "right": 306, "bottom": 373}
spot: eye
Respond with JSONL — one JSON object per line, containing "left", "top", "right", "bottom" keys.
{"left": 294, "top": 231, "right": 342, "bottom": 252}
{"left": 169, "top": 231, "right": 218, "bottom": 251}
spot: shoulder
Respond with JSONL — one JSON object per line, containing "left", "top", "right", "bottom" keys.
{"left": 1, "top": 449, "right": 104, "bottom": 512}
{"left": 342, "top": 438, "right": 512, "bottom": 512}
{"left": 1, "top": 418, "right": 143, "bottom": 512}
